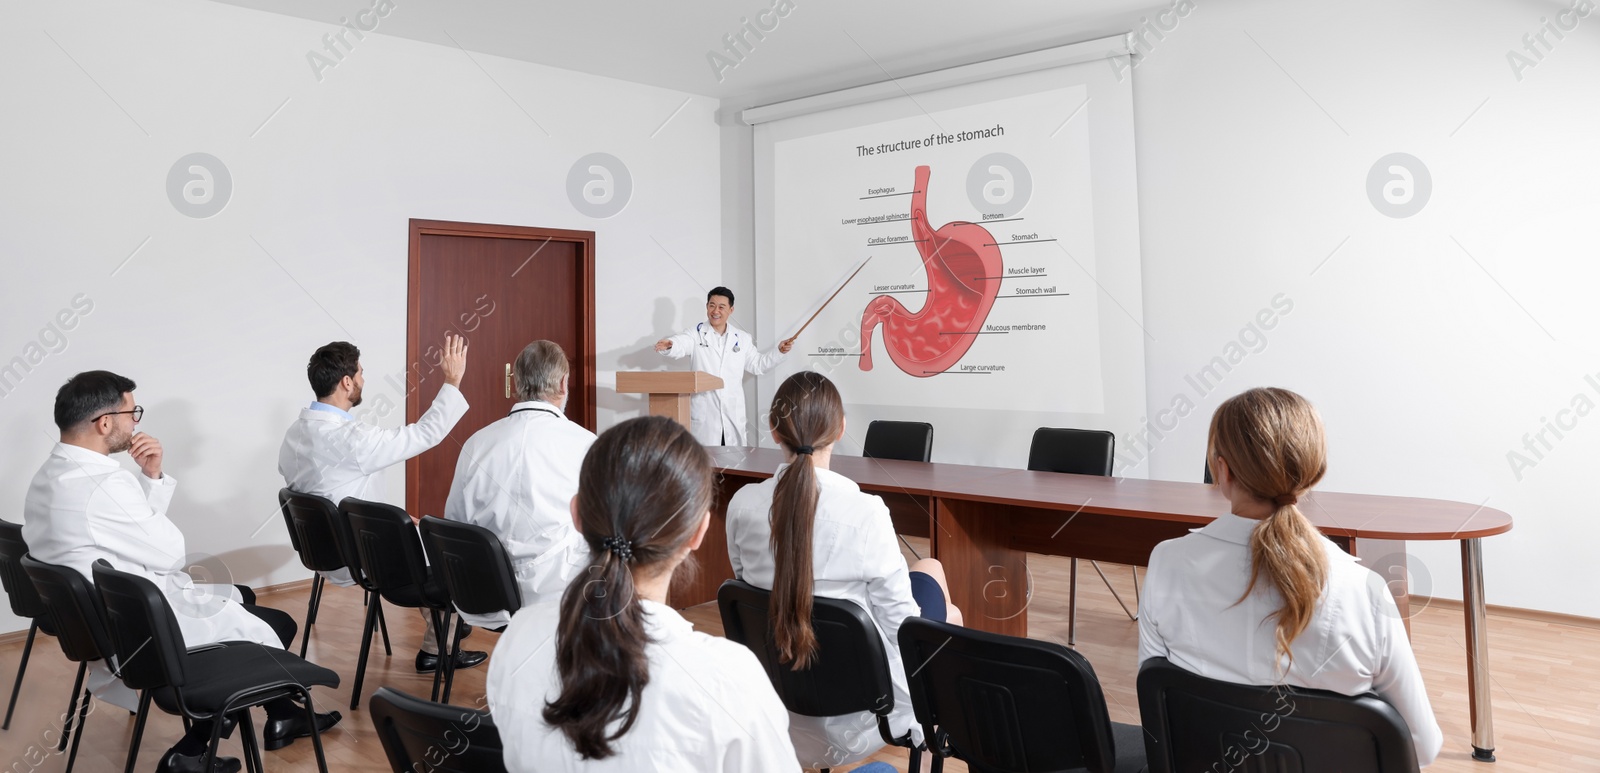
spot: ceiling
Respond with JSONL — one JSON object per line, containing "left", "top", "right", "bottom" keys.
{"left": 212, "top": 0, "right": 1152, "bottom": 107}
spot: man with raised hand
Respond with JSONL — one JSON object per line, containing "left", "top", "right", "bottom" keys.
{"left": 279, "top": 333, "right": 487, "bottom": 674}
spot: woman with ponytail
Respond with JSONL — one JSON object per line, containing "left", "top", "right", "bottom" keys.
{"left": 486, "top": 416, "right": 798, "bottom": 771}
{"left": 726, "top": 371, "right": 962, "bottom": 769}
{"left": 1139, "top": 388, "right": 1443, "bottom": 767}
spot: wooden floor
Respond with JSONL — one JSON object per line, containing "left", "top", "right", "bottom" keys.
{"left": 1, "top": 543, "right": 1596, "bottom": 771}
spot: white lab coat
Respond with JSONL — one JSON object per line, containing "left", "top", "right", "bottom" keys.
{"left": 486, "top": 599, "right": 800, "bottom": 772}
{"left": 443, "top": 400, "right": 594, "bottom": 628}
{"left": 1139, "top": 513, "right": 1444, "bottom": 768}
{"left": 725, "top": 464, "right": 923, "bottom": 769}
{"left": 22, "top": 443, "right": 283, "bottom": 709}
{"left": 278, "top": 385, "right": 469, "bottom": 586}
{"left": 657, "top": 322, "right": 785, "bottom": 446}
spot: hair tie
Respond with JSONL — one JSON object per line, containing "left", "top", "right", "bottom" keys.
{"left": 600, "top": 536, "right": 634, "bottom": 562}
{"left": 1272, "top": 494, "right": 1299, "bottom": 508}
{"left": 794, "top": 445, "right": 814, "bottom": 455}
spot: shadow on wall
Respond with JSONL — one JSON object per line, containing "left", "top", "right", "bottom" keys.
{"left": 596, "top": 296, "right": 689, "bottom": 421}
{"left": 151, "top": 397, "right": 299, "bottom": 587}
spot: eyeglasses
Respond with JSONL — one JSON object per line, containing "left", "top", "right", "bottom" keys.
{"left": 94, "top": 406, "right": 143, "bottom": 423}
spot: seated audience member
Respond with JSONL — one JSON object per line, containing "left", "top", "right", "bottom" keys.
{"left": 278, "top": 335, "right": 487, "bottom": 673}
{"left": 1139, "top": 387, "right": 1443, "bottom": 767}
{"left": 444, "top": 340, "right": 593, "bottom": 627}
{"left": 24, "top": 371, "right": 339, "bottom": 773}
{"left": 486, "top": 416, "right": 798, "bottom": 771}
{"left": 725, "top": 371, "right": 962, "bottom": 769}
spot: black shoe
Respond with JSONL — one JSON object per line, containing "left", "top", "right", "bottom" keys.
{"left": 156, "top": 750, "right": 242, "bottom": 773}
{"left": 456, "top": 618, "right": 472, "bottom": 642}
{"left": 414, "top": 649, "right": 488, "bottom": 673}
{"left": 262, "top": 710, "right": 342, "bottom": 751}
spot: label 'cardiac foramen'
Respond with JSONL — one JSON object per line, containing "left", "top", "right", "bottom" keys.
{"left": 859, "top": 165, "right": 1005, "bottom": 377}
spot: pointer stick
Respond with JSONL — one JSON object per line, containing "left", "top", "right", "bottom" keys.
{"left": 787, "top": 256, "right": 873, "bottom": 343}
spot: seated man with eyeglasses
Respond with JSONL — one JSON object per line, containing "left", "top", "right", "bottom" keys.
{"left": 23, "top": 371, "right": 341, "bottom": 773}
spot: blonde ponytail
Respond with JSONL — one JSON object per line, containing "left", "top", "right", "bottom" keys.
{"left": 1245, "top": 503, "right": 1329, "bottom": 669}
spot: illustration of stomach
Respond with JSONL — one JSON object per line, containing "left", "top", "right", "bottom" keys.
{"left": 860, "top": 165, "right": 1004, "bottom": 377}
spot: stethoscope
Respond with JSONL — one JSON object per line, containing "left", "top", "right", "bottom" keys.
{"left": 508, "top": 404, "right": 564, "bottom": 419}
{"left": 696, "top": 322, "right": 741, "bottom": 353}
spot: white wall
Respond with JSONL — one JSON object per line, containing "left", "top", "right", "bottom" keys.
{"left": 726, "top": 0, "right": 1600, "bottom": 618}
{"left": 1127, "top": 0, "right": 1599, "bottom": 618}
{"left": 0, "top": 0, "right": 724, "bottom": 634}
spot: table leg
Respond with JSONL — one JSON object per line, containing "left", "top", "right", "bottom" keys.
{"left": 1461, "top": 538, "right": 1495, "bottom": 762}
{"left": 934, "top": 497, "right": 1027, "bottom": 637}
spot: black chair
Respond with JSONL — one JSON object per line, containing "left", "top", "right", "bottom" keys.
{"left": 1137, "top": 657, "right": 1420, "bottom": 773}
{"left": 92, "top": 559, "right": 339, "bottom": 773}
{"left": 0, "top": 520, "right": 62, "bottom": 734}
{"left": 341, "top": 498, "right": 460, "bottom": 705}
{"left": 369, "top": 686, "right": 504, "bottom": 772}
{"left": 417, "top": 516, "right": 522, "bottom": 703}
{"left": 19, "top": 556, "right": 120, "bottom": 773}
{"left": 863, "top": 420, "right": 934, "bottom": 463}
{"left": 898, "top": 616, "right": 1145, "bottom": 773}
{"left": 1027, "top": 427, "right": 1138, "bottom": 645}
{"left": 283, "top": 489, "right": 391, "bottom": 709}
{"left": 1203, "top": 460, "right": 1214, "bottom": 484}
{"left": 717, "top": 579, "right": 921, "bottom": 772}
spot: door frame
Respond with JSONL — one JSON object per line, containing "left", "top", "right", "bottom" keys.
{"left": 405, "top": 218, "right": 596, "bottom": 516}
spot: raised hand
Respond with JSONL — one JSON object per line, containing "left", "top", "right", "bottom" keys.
{"left": 441, "top": 334, "right": 469, "bottom": 387}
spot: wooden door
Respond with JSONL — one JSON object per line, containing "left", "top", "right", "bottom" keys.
{"left": 405, "top": 219, "right": 595, "bottom": 520}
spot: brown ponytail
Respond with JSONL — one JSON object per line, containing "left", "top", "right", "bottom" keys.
{"left": 1207, "top": 387, "right": 1329, "bottom": 669}
{"left": 542, "top": 416, "right": 714, "bottom": 759}
{"left": 767, "top": 371, "right": 845, "bottom": 669}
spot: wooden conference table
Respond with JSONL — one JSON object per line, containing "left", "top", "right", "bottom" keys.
{"left": 682, "top": 446, "right": 1514, "bottom": 762}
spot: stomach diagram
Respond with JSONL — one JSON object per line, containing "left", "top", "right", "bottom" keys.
{"left": 859, "top": 165, "right": 1004, "bottom": 377}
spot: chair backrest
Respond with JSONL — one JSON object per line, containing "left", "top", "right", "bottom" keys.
{"left": 717, "top": 580, "right": 897, "bottom": 721}
{"left": 341, "top": 497, "right": 437, "bottom": 608}
{"left": 1137, "top": 657, "right": 1420, "bottom": 773}
{"left": 278, "top": 488, "right": 301, "bottom": 553}
{"left": 0, "top": 520, "right": 47, "bottom": 620}
{"left": 418, "top": 517, "right": 523, "bottom": 618}
{"left": 898, "top": 616, "right": 1123, "bottom": 773}
{"left": 1203, "top": 459, "right": 1214, "bottom": 484}
{"left": 91, "top": 559, "right": 191, "bottom": 691}
{"left": 369, "top": 687, "right": 505, "bottom": 773}
{"left": 1027, "top": 428, "right": 1115, "bottom": 476}
{"left": 19, "top": 556, "right": 114, "bottom": 665}
{"left": 862, "top": 421, "right": 934, "bottom": 463}
{"left": 282, "top": 490, "right": 350, "bottom": 575}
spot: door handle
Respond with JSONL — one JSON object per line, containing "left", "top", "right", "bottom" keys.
{"left": 505, "top": 363, "right": 512, "bottom": 399}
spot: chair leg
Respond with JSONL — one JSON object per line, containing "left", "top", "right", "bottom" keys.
{"left": 1090, "top": 560, "right": 1139, "bottom": 622}
{"left": 429, "top": 611, "right": 449, "bottom": 703}
{"left": 299, "top": 574, "right": 324, "bottom": 658}
{"left": 350, "top": 594, "right": 380, "bottom": 710}
{"left": 441, "top": 613, "right": 463, "bottom": 704}
{"left": 375, "top": 599, "right": 392, "bottom": 655}
{"left": 1068, "top": 557, "right": 1079, "bottom": 646}
{"left": 908, "top": 743, "right": 923, "bottom": 772}
{"left": 124, "top": 692, "right": 151, "bottom": 773}
{"left": 2, "top": 620, "right": 37, "bottom": 730}
{"left": 204, "top": 709, "right": 228, "bottom": 773}
{"left": 237, "top": 711, "right": 263, "bottom": 773}
{"left": 58, "top": 661, "right": 86, "bottom": 752}
{"left": 63, "top": 685, "right": 90, "bottom": 773}
{"left": 300, "top": 686, "right": 330, "bottom": 773}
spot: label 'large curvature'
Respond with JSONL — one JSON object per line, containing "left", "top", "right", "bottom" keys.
{"left": 859, "top": 165, "right": 1004, "bottom": 377}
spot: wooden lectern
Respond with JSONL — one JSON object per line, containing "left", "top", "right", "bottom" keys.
{"left": 616, "top": 371, "right": 724, "bottom": 429}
